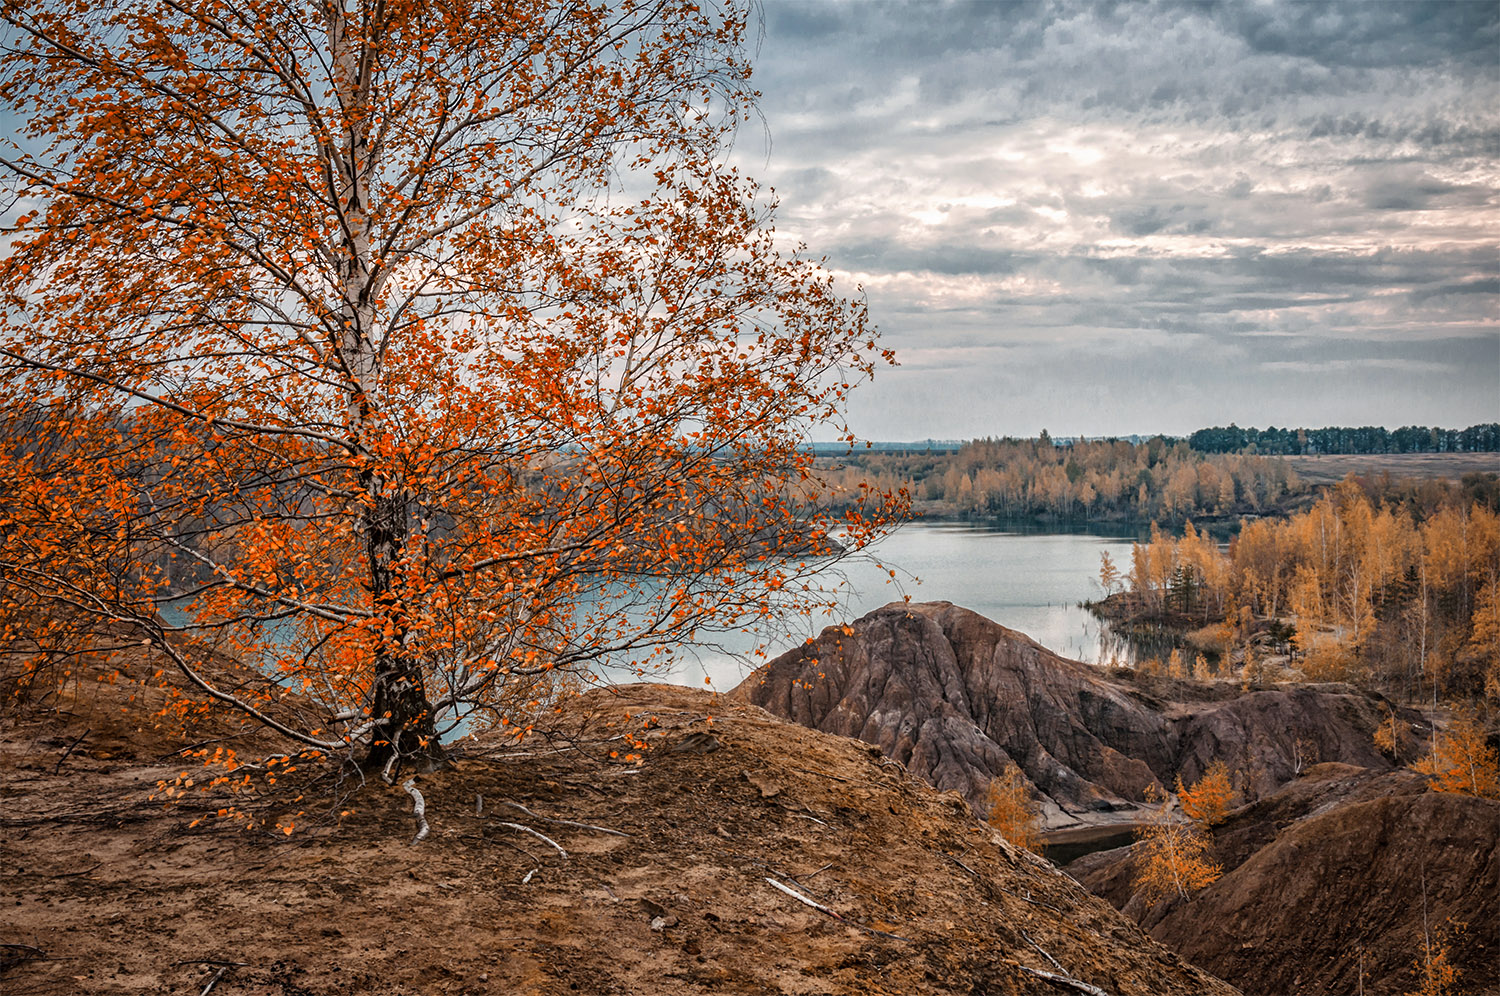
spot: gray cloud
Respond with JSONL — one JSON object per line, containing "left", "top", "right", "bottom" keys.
{"left": 736, "top": 0, "right": 1500, "bottom": 438}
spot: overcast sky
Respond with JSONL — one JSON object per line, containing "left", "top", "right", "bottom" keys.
{"left": 733, "top": 0, "right": 1500, "bottom": 440}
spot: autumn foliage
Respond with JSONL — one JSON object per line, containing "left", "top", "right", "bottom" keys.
{"left": 1175, "top": 760, "right": 1233, "bottom": 828}
{"left": 1122, "top": 481, "right": 1500, "bottom": 700}
{"left": 1411, "top": 707, "right": 1500, "bottom": 800}
{"left": 0, "top": 0, "right": 900, "bottom": 778}
{"left": 985, "top": 762, "right": 1042, "bottom": 853}
{"left": 1133, "top": 781, "right": 1222, "bottom": 908}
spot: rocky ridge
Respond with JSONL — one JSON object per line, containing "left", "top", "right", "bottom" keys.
{"left": 731, "top": 600, "right": 1411, "bottom": 825}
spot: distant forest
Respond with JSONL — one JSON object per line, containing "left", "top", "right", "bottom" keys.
{"left": 820, "top": 430, "right": 1500, "bottom": 525}
{"left": 820, "top": 435, "right": 1306, "bottom": 524}
{"left": 1187, "top": 423, "right": 1500, "bottom": 455}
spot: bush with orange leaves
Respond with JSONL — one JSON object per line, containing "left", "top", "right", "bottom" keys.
{"left": 1412, "top": 707, "right": 1500, "bottom": 799}
{"left": 1175, "top": 760, "right": 1234, "bottom": 828}
{"left": 985, "top": 762, "right": 1043, "bottom": 853}
{"left": 1133, "top": 783, "right": 1222, "bottom": 907}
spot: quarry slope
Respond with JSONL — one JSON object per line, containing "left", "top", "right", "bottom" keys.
{"left": 1068, "top": 763, "right": 1499, "bottom": 995}
{"left": 0, "top": 666, "right": 1236, "bottom": 996}
{"left": 731, "top": 601, "right": 1413, "bottom": 825}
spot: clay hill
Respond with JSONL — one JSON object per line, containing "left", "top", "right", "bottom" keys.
{"left": 730, "top": 601, "right": 1413, "bottom": 826}
{"left": 1069, "top": 763, "right": 1499, "bottom": 994}
{"left": 732, "top": 601, "right": 1498, "bottom": 995}
{"left": 0, "top": 653, "right": 1237, "bottom": 995}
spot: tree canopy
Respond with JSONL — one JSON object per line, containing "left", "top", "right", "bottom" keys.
{"left": 0, "top": 0, "right": 899, "bottom": 778}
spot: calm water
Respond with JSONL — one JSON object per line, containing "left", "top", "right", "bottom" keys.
{"left": 664, "top": 522, "right": 1140, "bottom": 690}
{"left": 162, "top": 521, "right": 1142, "bottom": 697}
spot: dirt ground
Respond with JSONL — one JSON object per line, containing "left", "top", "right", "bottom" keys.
{"left": 0, "top": 659, "right": 1236, "bottom": 996}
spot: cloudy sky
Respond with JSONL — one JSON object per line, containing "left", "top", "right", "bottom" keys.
{"left": 732, "top": 0, "right": 1500, "bottom": 440}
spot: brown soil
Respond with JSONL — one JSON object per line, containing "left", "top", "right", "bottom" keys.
{"left": 0, "top": 660, "right": 1237, "bottom": 995}
{"left": 1067, "top": 763, "right": 1500, "bottom": 995}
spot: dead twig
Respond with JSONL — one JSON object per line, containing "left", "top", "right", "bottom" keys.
{"left": 998, "top": 885, "right": 1067, "bottom": 916}
{"left": 1016, "top": 965, "right": 1114, "bottom": 996}
{"left": 498, "top": 799, "right": 630, "bottom": 837}
{"left": 401, "top": 778, "right": 429, "bottom": 845}
{"left": 0, "top": 943, "right": 46, "bottom": 969}
{"left": 200, "top": 964, "right": 230, "bottom": 996}
{"left": 496, "top": 822, "right": 568, "bottom": 859}
{"left": 763, "top": 877, "right": 910, "bottom": 942}
{"left": 53, "top": 728, "right": 90, "bottom": 773}
{"left": 458, "top": 832, "right": 538, "bottom": 864}
{"left": 1019, "top": 928, "right": 1067, "bottom": 974}
{"left": 944, "top": 852, "right": 980, "bottom": 878}
{"left": 52, "top": 862, "right": 102, "bottom": 878}
{"left": 734, "top": 855, "right": 832, "bottom": 900}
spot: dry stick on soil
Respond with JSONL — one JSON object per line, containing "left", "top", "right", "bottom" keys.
{"left": 199, "top": 964, "right": 231, "bottom": 996}
{"left": 1018, "top": 928, "right": 1069, "bottom": 976}
{"left": 52, "top": 862, "right": 102, "bottom": 878}
{"left": 0, "top": 943, "right": 45, "bottom": 965}
{"left": 1015, "top": 965, "right": 1114, "bottom": 996}
{"left": 459, "top": 832, "right": 539, "bottom": 865}
{"left": 401, "top": 778, "right": 429, "bottom": 845}
{"left": 498, "top": 799, "right": 631, "bottom": 836}
{"left": 943, "top": 852, "right": 1072, "bottom": 920}
{"left": 763, "top": 877, "right": 910, "bottom": 942}
{"left": 496, "top": 822, "right": 568, "bottom": 859}
{"left": 53, "top": 728, "right": 89, "bottom": 773}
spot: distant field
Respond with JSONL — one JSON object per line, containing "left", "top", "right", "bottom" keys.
{"left": 1285, "top": 452, "right": 1500, "bottom": 485}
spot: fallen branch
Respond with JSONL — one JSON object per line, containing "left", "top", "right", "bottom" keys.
{"left": 200, "top": 965, "right": 231, "bottom": 996}
{"left": 1016, "top": 965, "right": 1114, "bottom": 996}
{"left": 498, "top": 799, "right": 630, "bottom": 837}
{"left": 458, "top": 832, "right": 538, "bottom": 864}
{"left": 944, "top": 852, "right": 980, "bottom": 878}
{"left": 496, "top": 821, "right": 567, "bottom": 859}
{"left": 0, "top": 943, "right": 45, "bottom": 969}
{"left": 763, "top": 877, "right": 910, "bottom": 942}
{"left": 401, "top": 779, "right": 429, "bottom": 845}
{"left": 998, "top": 885, "right": 1067, "bottom": 917}
{"left": 1019, "top": 928, "right": 1067, "bottom": 975}
{"left": 54, "top": 728, "right": 90, "bottom": 774}
{"left": 52, "top": 862, "right": 102, "bottom": 878}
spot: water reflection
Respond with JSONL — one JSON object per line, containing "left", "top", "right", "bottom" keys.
{"left": 661, "top": 522, "right": 1144, "bottom": 689}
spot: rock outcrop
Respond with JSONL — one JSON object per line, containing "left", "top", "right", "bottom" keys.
{"left": 1068, "top": 764, "right": 1500, "bottom": 994}
{"left": 730, "top": 601, "right": 1414, "bottom": 824}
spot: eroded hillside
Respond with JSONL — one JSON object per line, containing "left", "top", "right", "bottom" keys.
{"left": 0, "top": 666, "right": 1235, "bottom": 996}
{"left": 732, "top": 601, "right": 1414, "bottom": 824}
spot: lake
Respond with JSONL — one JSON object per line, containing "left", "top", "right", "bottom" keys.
{"left": 661, "top": 521, "right": 1142, "bottom": 690}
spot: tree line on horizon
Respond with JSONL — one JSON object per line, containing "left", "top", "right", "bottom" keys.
{"left": 821, "top": 434, "right": 1306, "bottom": 523}
{"left": 1187, "top": 422, "right": 1500, "bottom": 456}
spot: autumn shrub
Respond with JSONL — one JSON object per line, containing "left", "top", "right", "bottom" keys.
{"left": 985, "top": 762, "right": 1043, "bottom": 853}
{"left": 1176, "top": 761, "right": 1234, "bottom": 828}
{"left": 1411, "top": 706, "right": 1500, "bottom": 799}
{"left": 1132, "top": 785, "right": 1221, "bottom": 907}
